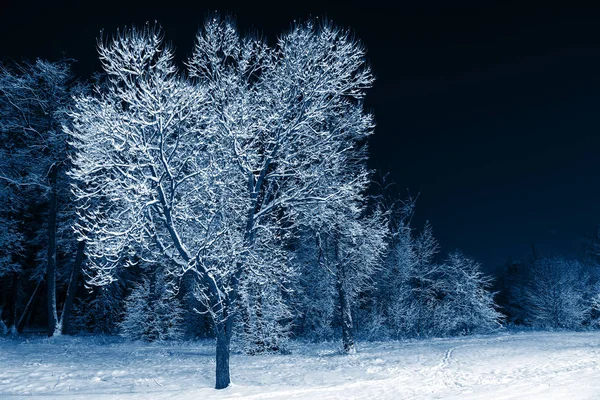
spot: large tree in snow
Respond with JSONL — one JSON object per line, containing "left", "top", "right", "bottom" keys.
{"left": 68, "top": 18, "right": 375, "bottom": 389}
{"left": 186, "top": 16, "right": 378, "bottom": 361}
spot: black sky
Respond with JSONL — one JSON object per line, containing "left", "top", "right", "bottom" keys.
{"left": 2, "top": 1, "right": 600, "bottom": 271}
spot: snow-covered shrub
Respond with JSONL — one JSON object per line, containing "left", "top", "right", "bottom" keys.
{"left": 591, "top": 293, "right": 600, "bottom": 327}
{"left": 431, "top": 252, "right": 503, "bottom": 335}
{"left": 291, "top": 231, "right": 338, "bottom": 341}
{"left": 70, "top": 282, "right": 126, "bottom": 335}
{"left": 493, "top": 259, "right": 529, "bottom": 325}
{"left": 120, "top": 274, "right": 183, "bottom": 341}
{"left": 523, "top": 257, "right": 591, "bottom": 329}
{"left": 235, "top": 282, "right": 293, "bottom": 355}
{"left": 355, "top": 300, "right": 390, "bottom": 341}
{"left": 366, "top": 219, "right": 502, "bottom": 338}
{"left": 375, "top": 222, "right": 441, "bottom": 338}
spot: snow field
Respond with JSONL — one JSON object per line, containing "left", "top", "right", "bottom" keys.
{"left": 0, "top": 331, "right": 599, "bottom": 399}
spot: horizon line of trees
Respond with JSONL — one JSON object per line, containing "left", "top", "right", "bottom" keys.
{"left": 1, "top": 16, "right": 599, "bottom": 390}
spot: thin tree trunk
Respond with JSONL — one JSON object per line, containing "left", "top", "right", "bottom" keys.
{"left": 0, "top": 277, "right": 8, "bottom": 334}
{"left": 241, "top": 295, "right": 252, "bottom": 341}
{"left": 214, "top": 308, "right": 233, "bottom": 389}
{"left": 46, "top": 164, "right": 59, "bottom": 337}
{"left": 60, "top": 240, "right": 85, "bottom": 334}
{"left": 7, "top": 273, "right": 19, "bottom": 334}
{"left": 337, "top": 278, "right": 356, "bottom": 354}
{"left": 16, "top": 280, "right": 41, "bottom": 333}
{"left": 334, "top": 232, "right": 355, "bottom": 354}
{"left": 0, "top": 310, "right": 6, "bottom": 334}
{"left": 254, "top": 293, "right": 266, "bottom": 352}
{"left": 242, "top": 286, "right": 267, "bottom": 354}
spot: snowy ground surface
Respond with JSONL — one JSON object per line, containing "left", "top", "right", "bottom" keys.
{"left": 1, "top": 331, "right": 599, "bottom": 399}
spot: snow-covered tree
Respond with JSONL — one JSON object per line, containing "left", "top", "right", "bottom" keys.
{"left": 579, "top": 227, "right": 600, "bottom": 325}
{"left": 523, "top": 256, "right": 591, "bottom": 329}
{"left": 120, "top": 272, "right": 183, "bottom": 341}
{"left": 305, "top": 206, "right": 387, "bottom": 352}
{"left": 70, "top": 282, "right": 124, "bottom": 335}
{"left": 236, "top": 275, "right": 294, "bottom": 354}
{"left": 189, "top": 13, "right": 377, "bottom": 375}
{"left": 0, "top": 189, "right": 23, "bottom": 334}
{"left": 376, "top": 220, "right": 440, "bottom": 338}
{"left": 68, "top": 23, "right": 237, "bottom": 387}
{"left": 292, "top": 229, "right": 338, "bottom": 341}
{"left": 279, "top": 90, "right": 384, "bottom": 352}
{"left": 432, "top": 252, "right": 503, "bottom": 336}
{"left": 0, "top": 59, "right": 85, "bottom": 336}
{"left": 68, "top": 18, "right": 374, "bottom": 388}
{"left": 293, "top": 203, "right": 386, "bottom": 353}
{"left": 592, "top": 292, "right": 600, "bottom": 327}
{"left": 493, "top": 258, "right": 529, "bottom": 325}
{"left": 369, "top": 212, "right": 501, "bottom": 338}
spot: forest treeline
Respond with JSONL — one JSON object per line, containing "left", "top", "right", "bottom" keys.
{"left": 1, "top": 17, "right": 599, "bottom": 389}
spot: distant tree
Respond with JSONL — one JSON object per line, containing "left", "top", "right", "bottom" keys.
{"left": 579, "top": 226, "right": 600, "bottom": 324}
{"left": 297, "top": 201, "right": 387, "bottom": 352}
{"left": 356, "top": 190, "right": 409, "bottom": 339}
{"left": 71, "top": 283, "right": 125, "bottom": 335}
{"left": 380, "top": 221, "right": 441, "bottom": 338}
{"left": 0, "top": 59, "right": 85, "bottom": 336}
{"left": 120, "top": 272, "right": 183, "bottom": 341}
{"left": 292, "top": 229, "right": 338, "bottom": 340}
{"left": 235, "top": 274, "right": 294, "bottom": 355}
{"left": 592, "top": 293, "right": 600, "bottom": 327}
{"left": 493, "top": 258, "right": 528, "bottom": 325}
{"left": 581, "top": 226, "right": 600, "bottom": 268}
{"left": 433, "top": 252, "right": 503, "bottom": 335}
{"left": 369, "top": 212, "right": 502, "bottom": 338}
{"left": 523, "top": 256, "right": 591, "bottom": 329}
{"left": 291, "top": 100, "right": 385, "bottom": 353}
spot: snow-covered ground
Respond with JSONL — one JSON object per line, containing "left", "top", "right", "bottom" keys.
{"left": 1, "top": 331, "right": 599, "bottom": 399}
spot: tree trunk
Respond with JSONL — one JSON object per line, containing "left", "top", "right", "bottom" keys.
{"left": 6, "top": 273, "right": 19, "bottom": 334}
{"left": 0, "top": 309, "right": 6, "bottom": 334}
{"left": 337, "top": 278, "right": 356, "bottom": 354}
{"left": 254, "top": 292, "right": 266, "bottom": 352}
{"left": 0, "top": 277, "right": 8, "bottom": 334}
{"left": 46, "top": 164, "right": 59, "bottom": 337}
{"left": 215, "top": 317, "right": 233, "bottom": 389}
{"left": 334, "top": 232, "right": 355, "bottom": 354}
{"left": 241, "top": 294, "right": 252, "bottom": 340}
{"left": 16, "top": 280, "right": 41, "bottom": 333}
{"left": 60, "top": 240, "right": 85, "bottom": 334}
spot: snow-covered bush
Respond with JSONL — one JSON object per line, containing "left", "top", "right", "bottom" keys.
{"left": 523, "top": 257, "right": 591, "bottom": 329}
{"left": 235, "top": 282, "right": 293, "bottom": 354}
{"left": 71, "top": 282, "right": 125, "bottom": 335}
{"left": 373, "top": 221, "right": 440, "bottom": 338}
{"left": 120, "top": 274, "right": 183, "bottom": 341}
{"left": 592, "top": 293, "right": 600, "bottom": 327}
{"left": 431, "top": 252, "right": 503, "bottom": 335}
{"left": 293, "top": 243, "right": 338, "bottom": 341}
{"left": 365, "top": 219, "right": 502, "bottom": 339}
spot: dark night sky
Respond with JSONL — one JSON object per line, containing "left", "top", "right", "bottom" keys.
{"left": 2, "top": 1, "right": 600, "bottom": 271}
